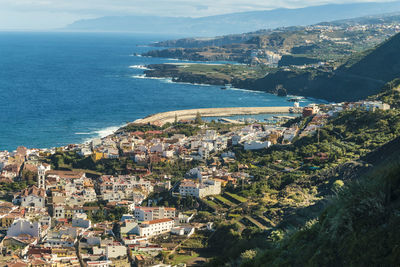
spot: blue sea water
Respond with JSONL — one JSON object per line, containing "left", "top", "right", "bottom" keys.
{"left": 0, "top": 32, "right": 316, "bottom": 151}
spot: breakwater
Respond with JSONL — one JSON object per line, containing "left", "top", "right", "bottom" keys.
{"left": 134, "top": 106, "right": 293, "bottom": 125}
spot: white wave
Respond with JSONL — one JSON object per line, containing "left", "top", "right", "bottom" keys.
{"left": 75, "top": 132, "right": 92, "bottom": 135}
{"left": 94, "top": 126, "right": 121, "bottom": 138}
{"left": 131, "top": 75, "right": 173, "bottom": 83}
{"left": 132, "top": 74, "right": 147, "bottom": 79}
{"left": 129, "top": 65, "right": 149, "bottom": 70}
{"left": 226, "top": 87, "right": 263, "bottom": 93}
{"left": 82, "top": 125, "right": 121, "bottom": 144}
{"left": 171, "top": 80, "right": 212, "bottom": 87}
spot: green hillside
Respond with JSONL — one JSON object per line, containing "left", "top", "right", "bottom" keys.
{"left": 370, "top": 78, "right": 400, "bottom": 109}
{"left": 340, "top": 33, "right": 400, "bottom": 82}
{"left": 245, "top": 32, "right": 400, "bottom": 101}
{"left": 307, "top": 32, "right": 400, "bottom": 101}
{"left": 243, "top": 136, "right": 400, "bottom": 266}
{"left": 202, "top": 80, "right": 400, "bottom": 266}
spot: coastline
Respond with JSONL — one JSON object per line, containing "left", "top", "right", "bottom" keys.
{"left": 133, "top": 106, "right": 293, "bottom": 125}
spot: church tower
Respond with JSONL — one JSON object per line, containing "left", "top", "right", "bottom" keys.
{"left": 37, "top": 164, "right": 46, "bottom": 189}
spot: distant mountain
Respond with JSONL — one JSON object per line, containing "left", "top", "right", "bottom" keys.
{"left": 66, "top": 1, "right": 400, "bottom": 36}
{"left": 152, "top": 12, "right": 400, "bottom": 49}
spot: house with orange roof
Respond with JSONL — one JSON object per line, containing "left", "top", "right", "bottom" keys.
{"left": 13, "top": 186, "right": 46, "bottom": 209}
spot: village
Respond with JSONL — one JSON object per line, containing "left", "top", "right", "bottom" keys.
{"left": 0, "top": 100, "right": 390, "bottom": 267}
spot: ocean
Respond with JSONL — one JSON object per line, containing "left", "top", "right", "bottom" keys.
{"left": 0, "top": 32, "right": 316, "bottom": 151}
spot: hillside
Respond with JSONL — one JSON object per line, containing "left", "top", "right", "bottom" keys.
{"left": 234, "top": 32, "right": 400, "bottom": 101}
{"left": 371, "top": 78, "right": 400, "bottom": 108}
{"left": 338, "top": 33, "right": 400, "bottom": 82}
{"left": 242, "top": 136, "right": 400, "bottom": 266}
{"left": 194, "top": 83, "right": 400, "bottom": 265}
{"left": 65, "top": 2, "right": 400, "bottom": 36}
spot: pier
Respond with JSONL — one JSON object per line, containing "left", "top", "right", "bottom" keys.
{"left": 133, "top": 106, "right": 293, "bottom": 125}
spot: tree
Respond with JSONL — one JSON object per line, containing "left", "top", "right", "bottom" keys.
{"left": 195, "top": 111, "right": 203, "bottom": 124}
{"left": 332, "top": 179, "right": 344, "bottom": 192}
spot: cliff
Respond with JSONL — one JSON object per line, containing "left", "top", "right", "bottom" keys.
{"left": 145, "top": 32, "right": 400, "bottom": 102}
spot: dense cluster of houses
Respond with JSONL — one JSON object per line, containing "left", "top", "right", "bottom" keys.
{"left": 0, "top": 164, "right": 199, "bottom": 266}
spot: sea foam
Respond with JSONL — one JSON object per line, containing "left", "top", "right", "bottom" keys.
{"left": 129, "top": 65, "right": 149, "bottom": 70}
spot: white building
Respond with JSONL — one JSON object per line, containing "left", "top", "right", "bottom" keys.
{"left": 162, "top": 150, "right": 174, "bottom": 158}
{"left": 7, "top": 219, "right": 41, "bottom": 238}
{"left": 53, "top": 205, "right": 66, "bottom": 219}
{"left": 134, "top": 206, "right": 176, "bottom": 221}
{"left": 45, "top": 227, "right": 78, "bottom": 248}
{"left": 86, "top": 261, "right": 112, "bottom": 267}
{"left": 244, "top": 140, "right": 271, "bottom": 150}
{"left": 72, "top": 213, "right": 91, "bottom": 229}
{"left": 120, "top": 219, "right": 138, "bottom": 236}
{"left": 78, "top": 147, "right": 93, "bottom": 157}
{"left": 14, "top": 186, "right": 46, "bottom": 208}
{"left": 37, "top": 164, "right": 46, "bottom": 189}
{"left": 361, "top": 100, "right": 390, "bottom": 111}
{"left": 134, "top": 218, "right": 174, "bottom": 237}
{"left": 171, "top": 226, "right": 195, "bottom": 237}
{"left": 179, "top": 179, "right": 221, "bottom": 198}
{"left": 45, "top": 236, "right": 75, "bottom": 248}
{"left": 82, "top": 188, "right": 97, "bottom": 203}
{"left": 106, "top": 244, "right": 127, "bottom": 259}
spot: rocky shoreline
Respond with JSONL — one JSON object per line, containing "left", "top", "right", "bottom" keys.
{"left": 144, "top": 64, "right": 292, "bottom": 96}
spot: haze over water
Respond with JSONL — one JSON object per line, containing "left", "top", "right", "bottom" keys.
{"left": 0, "top": 32, "right": 316, "bottom": 151}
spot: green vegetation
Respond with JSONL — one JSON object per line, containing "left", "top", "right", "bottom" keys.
{"left": 0, "top": 181, "right": 32, "bottom": 192}
{"left": 179, "top": 64, "right": 273, "bottom": 80}
{"left": 170, "top": 252, "right": 200, "bottom": 265}
{"left": 205, "top": 107, "right": 400, "bottom": 265}
{"left": 0, "top": 181, "right": 33, "bottom": 201}
{"left": 214, "top": 195, "right": 235, "bottom": 207}
{"left": 224, "top": 192, "right": 247, "bottom": 203}
{"left": 232, "top": 108, "right": 400, "bottom": 193}
{"left": 371, "top": 78, "right": 400, "bottom": 109}
{"left": 86, "top": 204, "right": 128, "bottom": 222}
{"left": 244, "top": 152, "right": 400, "bottom": 266}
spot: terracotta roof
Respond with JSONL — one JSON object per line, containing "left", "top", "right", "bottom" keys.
{"left": 19, "top": 186, "right": 46, "bottom": 198}
{"left": 136, "top": 206, "right": 175, "bottom": 211}
{"left": 46, "top": 170, "right": 84, "bottom": 179}
{"left": 142, "top": 218, "right": 173, "bottom": 225}
{"left": 23, "top": 163, "right": 38, "bottom": 173}
{"left": 6, "top": 260, "right": 28, "bottom": 267}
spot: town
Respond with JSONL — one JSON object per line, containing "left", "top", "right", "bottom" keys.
{"left": 0, "top": 100, "right": 391, "bottom": 267}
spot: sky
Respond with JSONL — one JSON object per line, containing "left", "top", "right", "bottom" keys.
{"left": 0, "top": 0, "right": 394, "bottom": 30}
